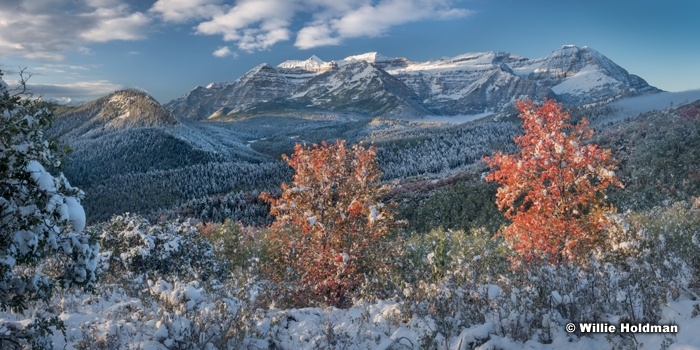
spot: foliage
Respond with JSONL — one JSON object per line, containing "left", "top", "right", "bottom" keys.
{"left": 400, "top": 228, "right": 510, "bottom": 286}
{"left": 608, "top": 198, "right": 700, "bottom": 295}
{"left": 484, "top": 99, "right": 621, "bottom": 264}
{"left": 0, "top": 70, "right": 98, "bottom": 311}
{"left": 398, "top": 202, "right": 698, "bottom": 345}
{"left": 197, "top": 218, "right": 263, "bottom": 271}
{"left": 391, "top": 172, "right": 505, "bottom": 235}
{"left": 94, "top": 214, "right": 225, "bottom": 285}
{"left": 595, "top": 102, "right": 700, "bottom": 210}
{"left": 261, "top": 140, "right": 399, "bottom": 308}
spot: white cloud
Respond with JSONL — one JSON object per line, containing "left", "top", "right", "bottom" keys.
{"left": 193, "top": 0, "right": 295, "bottom": 52}
{"left": 0, "top": 1, "right": 150, "bottom": 61}
{"left": 80, "top": 9, "right": 150, "bottom": 43}
{"left": 78, "top": 47, "right": 95, "bottom": 55}
{"left": 150, "top": 0, "right": 224, "bottom": 22}
{"left": 212, "top": 46, "right": 238, "bottom": 58}
{"left": 32, "top": 64, "right": 101, "bottom": 75}
{"left": 296, "top": 24, "right": 341, "bottom": 50}
{"left": 316, "top": 0, "right": 472, "bottom": 44}
{"left": 20, "top": 80, "right": 124, "bottom": 102}
{"left": 152, "top": 0, "right": 470, "bottom": 52}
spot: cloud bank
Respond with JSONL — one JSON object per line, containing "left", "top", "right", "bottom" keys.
{"left": 0, "top": 0, "right": 469, "bottom": 61}
{"left": 150, "top": 0, "right": 471, "bottom": 55}
{"left": 0, "top": 1, "right": 149, "bottom": 61}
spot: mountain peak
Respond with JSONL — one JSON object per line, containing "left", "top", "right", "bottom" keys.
{"left": 206, "top": 82, "right": 228, "bottom": 89}
{"left": 531, "top": 45, "right": 660, "bottom": 102}
{"left": 308, "top": 55, "right": 324, "bottom": 64}
{"left": 165, "top": 45, "right": 660, "bottom": 119}
{"left": 95, "top": 89, "right": 178, "bottom": 128}
{"left": 341, "top": 52, "right": 391, "bottom": 63}
{"left": 277, "top": 55, "right": 334, "bottom": 71}
{"left": 51, "top": 89, "right": 177, "bottom": 138}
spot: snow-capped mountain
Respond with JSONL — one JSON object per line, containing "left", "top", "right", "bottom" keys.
{"left": 165, "top": 46, "right": 660, "bottom": 119}
{"left": 512, "top": 45, "right": 658, "bottom": 104}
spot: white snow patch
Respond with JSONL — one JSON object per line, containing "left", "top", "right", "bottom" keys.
{"left": 65, "top": 196, "right": 86, "bottom": 232}
{"left": 26, "top": 161, "right": 56, "bottom": 192}
{"left": 552, "top": 64, "right": 619, "bottom": 95}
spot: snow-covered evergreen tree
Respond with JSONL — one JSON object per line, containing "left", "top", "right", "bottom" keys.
{"left": 0, "top": 70, "right": 98, "bottom": 313}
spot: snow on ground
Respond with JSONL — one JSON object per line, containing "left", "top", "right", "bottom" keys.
{"left": 3, "top": 293, "right": 697, "bottom": 349}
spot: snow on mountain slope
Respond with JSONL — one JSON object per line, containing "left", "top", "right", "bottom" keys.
{"left": 166, "top": 63, "right": 295, "bottom": 119}
{"left": 277, "top": 55, "right": 336, "bottom": 74}
{"left": 338, "top": 52, "right": 396, "bottom": 65}
{"left": 165, "top": 46, "right": 660, "bottom": 119}
{"left": 551, "top": 64, "right": 620, "bottom": 95}
{"left": 523, "top": 45, "right": 659, "bottom": 104}
{"left": 52, "top": 89, "right": 178, "bottom": 138}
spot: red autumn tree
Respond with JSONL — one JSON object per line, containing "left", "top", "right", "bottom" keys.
{"left": 484, "top": 99, "right": 622, "bottom": 264}
{"left": 261, "top": 140, "right": 396, "bottom": 308}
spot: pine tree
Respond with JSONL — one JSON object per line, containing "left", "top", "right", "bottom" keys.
{"left": 1, "top": 70, "right": 98, "bottom": 313}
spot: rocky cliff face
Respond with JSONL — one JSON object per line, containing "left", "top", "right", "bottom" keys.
{"left": 514, "top": 45, "right": 658, "bottom": 104}
{"left": 165, "top": 46, "right": 660, "bottom": 119}
{"left": 386, "top": 51, "right": 556, "bottom": 114}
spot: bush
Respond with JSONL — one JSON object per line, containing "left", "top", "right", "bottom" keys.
{"left": 484, "top": 99, "right": 621, "bottom": 264}
{"left": 261, "top": 140, "right": 400, "bottom": 308}
{"left": 94, "top": 214, "right": 225, "bottom": 287}
{"left": 398, "top": 202, "right": 699, "bottom": 345}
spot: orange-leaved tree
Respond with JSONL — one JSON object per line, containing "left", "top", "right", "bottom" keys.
{"left": 483, "top": 99, "right": 622, "bottom": 264}
{"left": 261, "top": 140, "right": 397, "bottom": 308}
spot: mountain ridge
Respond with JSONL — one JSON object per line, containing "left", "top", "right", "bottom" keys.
{"left": 52, "top": 89, "right": 178, "bottom": 138}
{"left": 165, "top": 45, "right": 660, "bottom": 120}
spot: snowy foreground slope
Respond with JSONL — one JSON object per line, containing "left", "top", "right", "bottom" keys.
{"left": 3, "top": 280, "right": 698, "bottom": 349}
{"left": 3, "top": 293, "right": 695, "bottom": 350}
{"left": 2, "top": 204, "right": 699, "bottom": 349}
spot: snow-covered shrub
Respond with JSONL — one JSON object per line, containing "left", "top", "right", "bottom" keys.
{"left": 609, "top": 199, "right": 700, "bottom": 295}
{"left": 1, "top": 70, "right": 98, "bottom": 347}
{"left": 0, "top": 312, "right": 65, "bottom": 350}
{"left": 397, "top": 228, "right": 510, "bottom": 339}
{"left": 1, "top": 70, "right": 98, "bottom": 308}
{"left": 145, "top": 278, "right": 247, "bottom": 349}
{"left": 398, "top": 209, "right": 698, "bottom": 346}
{"left": 62, "top": 214, "right": 256, "bottom": 349}
{"left": 94, "top": 213, "right": 225, "bottom": 287}
{"left": 66, "top": 276, "right": 249, "bottom": 350}
{"left": 196, "top": 218, "right": 257, "bottom": 272}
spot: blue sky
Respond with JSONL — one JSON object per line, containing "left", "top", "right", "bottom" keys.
{"left": 1, "top": 0, "right": 698, "bottom": 104}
